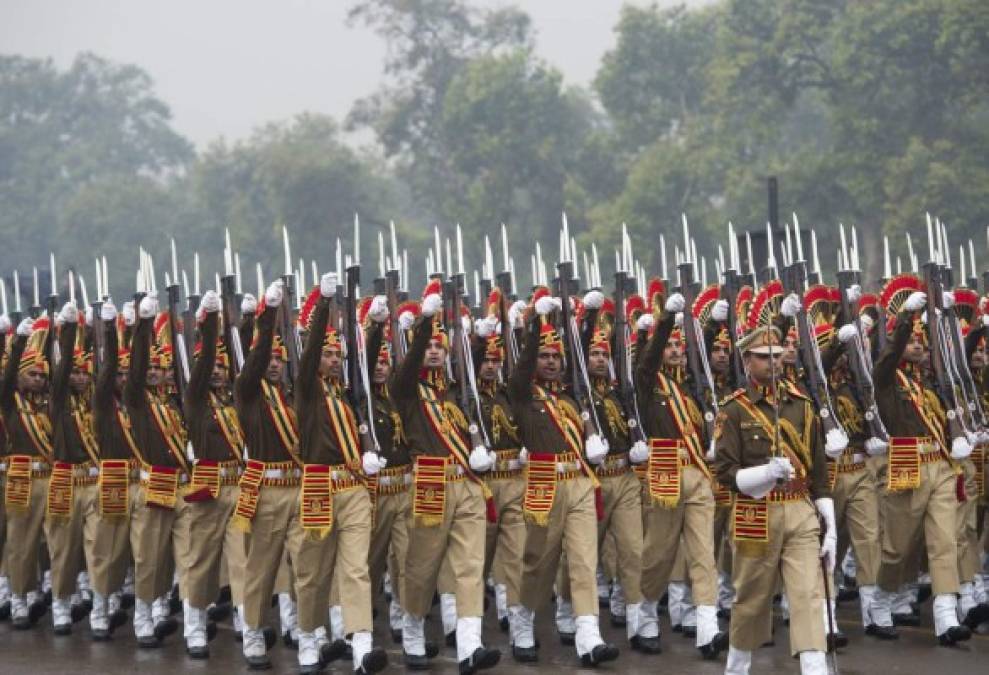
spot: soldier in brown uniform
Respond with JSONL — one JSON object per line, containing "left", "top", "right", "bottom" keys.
{"left": 0, "top": 312, "right": 10, "bottom": 620}
{"left": 872, "top": 281, "right": 972, "bottom": 645}
{"left": 505, "top": 288, "right": 618, "bottom": 667}
{"left": 287, "top": 274, "right": 387, "bottom": 675}
{"left": 44, "top": 302, "right": 101, "bottom": 634}
{"left": 177, "top": 289, "right": 246, "bottom": 658}
{"left": 124, "top": 292, "right": 188, "bottom": 647}
{"left": 634, "top": 286, "right": 727, "bottom": 658}
{"left": 234, "top": 281, "right": 301, "bottom": 670}
{"left": 392, "top": 279, "right": 500, "bottom": 674}
{"left": 90, "top": 300, "right": 138, "bottom": 639}
{"left": 715, "top": 325, "right": 834, "bottom": 675}
{"left": 1, "top": 314, "right": 52, "bottom": 629}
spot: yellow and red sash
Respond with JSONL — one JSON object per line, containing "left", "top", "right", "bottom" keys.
{"left": 98, "top": 459, "right": 130, "bottom": 518}
{"left": 733, "top": 390, "right": 812, "bottom": 478}
{"left": 655, "top": 374, "right": 712, "bottom": 483}
{"left": 732, "top": 495, "right": 770, "bottom": 557}
{"left": 262, "top": 381, "right": 301, "bottom": 465}
{"left": 323, "top": 381, "right": 362, "bottom": 470}
{"left": 887, "top": 437, "right": 922, "bottom": 492}
{"left": 147, "top": 391, "right": 190, "bottom": 473}
{"left": 230, "top": 459, "right": 265, "bottom": 532}
{"left": 46, "top": 461, "right": 74, "bottom": 520}
{"left": 143, "top": 465, "right": 179, "bottom": 509}
{"left": 14, "top": 392, "right": 54, "bottom": 461}
{"left": 70, "top": 394, "right": 102, "bottom": 466}
{"left": 4, "top": 454, "right": 33, "bottom": 511}
{"left": 186, "top": 459, "right": 222, "bottom": 502}
{"left": 534, "top": 385, "right": 583, "bottom": 455}
{"left": 300, "top": 463, "right": 333, "bottom": 539}
{"left": 972, "top": 445, "right": 985, "bottom": 498}
{"left": 211, "top": 392, "right": 245, "bottom": 462}
{"left": 412, "top": 455, "right": 448, "bottom": 527}
{"left": 647, "top": 439, "right": 681, "bottom": 508}
{"left": 895, "top": 371, "right": 948, "bottom": 452}
{"left": 115, "top": 404, "right": 145, "bottom": 466}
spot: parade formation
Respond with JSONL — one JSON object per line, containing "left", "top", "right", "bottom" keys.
{"left": 1, "top": 212, "right": 988, "bottom": 675}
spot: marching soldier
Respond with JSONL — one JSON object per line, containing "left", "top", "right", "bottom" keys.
{"left": 0, "top": 312, "right": 9, "bottom": 620}
{"left": 716, "top": 325, "right": 834, "bottom": 675}
{"left": 1, "top": 314, "right": 53, "bottom": 629}
{"left": 872, "top": 281, "right": 972, "bottom": 645}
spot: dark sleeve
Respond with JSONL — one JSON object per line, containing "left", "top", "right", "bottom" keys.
{"left": 296, "top": 295, "right": 330, "bottom": 402}
{"left": 240, "top": 312, "right": 256, "bottom": 358}
{"left": 125, "top": 317, "right": 152, "bottom": 408}
{"left": 391, "top": 315, "right": 432, "bottom": 403}
{"left": 965, "top": 324, "right": 986, "bottom": 363}
{"left": 714, "top": 402, "right": 744, "bottom": 490}
{"left": 185, "top": 311, "right": 217, "bottom": 409}
{"left": 634, "top": 312, "right": 675, "bottom": 398}
{"left": 507, "top": 316, "right": 540, "bottom": 404}
{"left": 808, "top": 407, "right": 830, "bottom": 499}
{"left": 1, "top": 334, "right": 27, "bottom": 414}
{"left": 873, "top": 311, "right": 913, "bottom": 390}
{"left": 581, "top": 308, "right": 599, "bottom": 357}
{"left": 820, "top": 304, "right": 847, "bottom": 372}
{"left": 703, "top": 319, "right": 718, "bottom": 358}
{"left": 236, "top": 305, "right": 276, "bottom": 403}
{"left": 365, "top": 321, "right": 384, "bottom": 378}
{"left": 50, "top": 319, "right": 76, "bottom": 410}
{"left": 95, "top": 321, "right": 118, "bottom": 412}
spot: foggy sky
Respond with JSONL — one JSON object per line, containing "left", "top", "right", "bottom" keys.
{"left": 1, "top": 0, "right": 699, "bottom": 148}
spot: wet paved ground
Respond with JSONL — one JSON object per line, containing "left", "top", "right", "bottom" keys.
{"left": 2, "top": 596, "right": 985, "bottom": 674}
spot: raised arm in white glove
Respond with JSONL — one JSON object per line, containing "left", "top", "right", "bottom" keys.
{"left": 734, "top": 457, "right": 793, "bottom": 499}
{"left": 585, "top": 434, "right": 609, "bottom": 465}
{"left": 200, "top": 290, "right": 221, "bottom": 314}
{"left": 0, "top": 314, "right": 9, "bottom": 333}
{"left": 138, "top": 292, "right": 158, "bottom": 319}
{"left": 16, "top": 318, "right": 34, "bottom": 337}
{"left": 362, "top": 451, "right": 386, "bottom": 476}
{"left": 824, "top": 427, "right": 849, "bottom": 459}
{"left": 837, "top": 324, "right": 859, "bottom": 344}
{"left": 100, "top": 301, "right": 117, "bottom": 322}
{"left": 469, "top": 445, "right": 494, "bottom": 472}
{"left": 711, "top": 299, "right": 729, "bottom": 322}
{"left": 903, "top": 291, "right": 926, "bottom": 312}
{"left": 508, "top": 300, "right": 527, "bottom": 328}
{"left": 636, "top": 314, "right": 654, "bottom": 332}
{"left": 264, "top": 281, "right": 284, "bottom": 308}
{"left": 320, "top": 272, "right": 338, "bottom": 298}
{"left": 475, "top": 317, "right": 496, "bottom": 338}
{"left": 369, "top": 295, "right": 389, "bottom": 323}
{"left": 816, "top": 497, "right": 837, "bottom": 573}
{"left": 845, "top": 284, "right": 862, "bottom": 303}
{"left": 951, "top": 435, "right": 973, "bottom": 460}
{"left": 398, "top": 311, "right": 415, "bottom": 331}
{"left": 583, "top": 290, "right": 605, "bottom": 310}
{"left": 942, "top": 291, "right": 955, "bottom": 309}
{"left": 665, "top": 292, "right": 685, "bottom": 314}
{"left": 629, "top": 440, "right": 649, "bottom": 464}
{"left": 421, "top": 293, "right": 442, "bottom": 318}
{"left": 535, "top": 295, "right": 559, "bottom": 316}
{"left": 60, "top": 301, "right": 79, "bottom": 324}
{"left": 122, "top": 301, "right": 136, "bottom": 326}
{"left": 240, "top": 293, "right": 258, "bottom": 315}
{"left": 780, "top": 293, "right": 801, "bottom": 318}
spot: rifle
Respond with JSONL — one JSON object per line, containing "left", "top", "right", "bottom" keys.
{"left": 835, "top": 269, "right": 888, "bottom": 442}
{"left": 166, "top": 283, "right": 190, "bottom": 415}
{"left": 935, "top": 265, "right": 986, "bottom": 431}
{"left": 385, "top": 269, "right": 405, "bottom": 363}
{"left": 613, "top": 270, "right": 645, "bottom": 442}
{"left": 720, "top": 268, "right": 747, "bottom": 388}
{"left": 345, "top": 265, "right": 378, "bottom": 453}
{"left": 280, "top": 273, "right": 301, "bottom": 389}
{"left": 495, "top": 271, "right": 518, "bottom": 376}
{"left": 557, "top": 260, "right": 602, "bottom": 437}
{"left": 923, "top": 262, "right": 967, "bottom": 444}
{"left": 677, "top": 261, "right": 718, "bottom": 443}
{"left": 220, "top": 275, "right": 244, "bottom": 380}
{"left": 91, "top": 297, "right": 104, "bottom": 375}
{"left": 780, "top": 262, "right": 844, "bottom": 441}
{"left": 450, "top": 273, "right": 488, "bottom": 448}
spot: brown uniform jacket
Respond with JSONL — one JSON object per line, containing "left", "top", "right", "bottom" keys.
{"left": 634, "top": 311, "right": 701, "bottom": 441}
{"left": 50, "top": 321, "right": 94, "bottom": 464}
{"left": 714, "top": 382, "right": 829, "bottom": 500}
{"left": 873, "top": 311, "right": 943, "bottom": 438}
{"left": 1, "top": 334, "right": 51, "bottom": 458}
{"left": 93, "top": 320, "right": 135, "bottom": 461}
{"left": 590, "top": 379, "right": 631, "bottom": 455}
{"left": 363, "top": 322, "right": 410, "bottom": 466}
{"left": 185, "top": 312, "right": 240, "bottom": 462}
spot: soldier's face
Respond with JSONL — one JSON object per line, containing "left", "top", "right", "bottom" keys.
{"left": 373, "top": 359, "right": 391, "bottom": 384}
{"left": 744, "top": 351, "right": 783, "bottom": 384}
{"left": 782, "top": 336, "right": 798, "bottom": 365}
{"left": 904, "top": 335, "right": 926, "bottom": 363}
{"left": 711, "top": 346, "right": 730, "bottom": 373}
{"left": 115, "top": 370, "right": 127, "bottom": 394}
{"left": 319, "top": 348, "right": 342, "bottom": 379}
{"left": 19, "top": 366, "right": 47, "bottom": 394}
{"left": 265, "top": 357, "right": 285, "bottom": 383}
{"left": 424, "top": 341, "right": 447, "bottom": 369}
{"left": 536, "top": 348, "right": 562, "bottom": 381}
{"left": 70, "top": 368, "right": 91, "bottom": 393}
{"left": 971, "top": 344, "right": 986, "bottom": 370}
{"left": 587, "top": 347, "right": 610, "bottom": 378}
{"left": 663, "top": 339, "right": 682, "bottom": 367}
{"left": 147, "top": 365, "right": 164, "bottom": 387}
{"left": 478, "top": 357, "right": 501, "bottom": 382}
{"left": 210, "top": 363, "right": 228, "bottom": 389}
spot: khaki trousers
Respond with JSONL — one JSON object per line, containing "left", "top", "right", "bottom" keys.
{"left": 714, "top": 504, "right": 733, "bottom": 574}
{"left": 730, "top": 499, "right": 826, "bottom": 655}
{"left": 956, "top": 459, "right": 981, "bottom": 582}
{"left": 173, "top": 484, "right": 247, "bottom": 608}
{"left": 129, "top": 484, "right": 187, "bottom": 603}
{"left": 241, "top": 485, "right": 298, "bottom": 629}
{"left": 557, "top": 471, "right": 643, "bottom": 605}
{"left": 404, "top": 479, "right": 486, "bottom": 619}
{"left": 640, "top": 465, "right": 717, "bottom": 605}
{"left": 5, "top": 475, "right": 50, "bottom": 595}
{"left": 83, "top": 486, "right": 130, "bottom": 598}
{"left": 368, "top": 489, "right": 410, "bottom": 603}
{"left": 287, "top": 485, "right": 372, "bottom": 633}
{"left": 44, "top": 482, "right": 92, "bottom": 599}
{"left": 483, "top": 476, "right": 525, "bottom": 606}
{"left": 519, "top": 475, "right": 598, "bottom": 616}
{"left": 833, "top": 466, "right": 881, "bottom": 586}
{"left": 600, "top": 530, "right": 617, "bottom": 580}
{"left": 878, "top": 458, "right": 959, "bottom": 595}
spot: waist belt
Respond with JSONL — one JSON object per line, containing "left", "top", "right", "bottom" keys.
{"left": 217, "top": 459, "right": 243, "bottom": 485}
{"left": 0, "top": 457, "right": 51, "bottom": 477}
{"left": 260, "top": 461, "right": 302, "bottom": 486}
{"left": 836, "top": 451, "right": 867, "bottom": 474}
{"left": 72, "top": 462, "right": 100, "bottom": 486}
{"left": 444, "top": 462, "right": 468, "bottom": 482}
{"left": 597, "top": 452, "right": 631, "bottom": 478}
{"left": 376, "top": 465, "right": 413, "bottom": 494}
{"left": 489, "top": 449, "right": 523, "bottom": 480}
{"left": 140, "top": 468, "right": 189, "bottom": 484}
{"left": 554, "top": 452, "right": 583, "bottom": 480}
{"left": 327, "top": 464, "right": 362, "bottom": 491}
{"left": 767, "top": 477, "right": 809, "bottom": 503}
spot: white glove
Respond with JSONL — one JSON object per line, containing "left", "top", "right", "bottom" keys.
{"left": 200, "top": 289, "right": 221, "bottom": 314}
{"left": 585, "top": 434, "right": 609, "bottom": 465}
{"left": 735, "top": 460, "right": 788, "bottom": 499}
{"left": 461, "top": 314, "right": 472, "bottom": 332}
{"left": 368, "top": 295, "right": 389, "bottom": 323}
{"left": 583, "top": 290, "right": 605, "bottom": 309}
{"left": 398, "top": 311, "right": 415, "bottom": 330}
{"left": 824, "top": 427, "right": 849, "bottom": 459}
{"left": 474, "top": 317, "right": 496, "bottom": 338}
{"left": 860, "top": 314, "right": 874, "bottom": 330}
{"left": 122, "top": 301, "right": 136, "bottom": 326}
{"left": 665, "top": 292, "right": 685, "bottom": 314}
{"left": 518, "top": 448, "right": 529, "bottom": 465}
{"left": 705, "top": 438, "right": 717, "bottom": 462}
{"left": 711, "top": 299, "right": 729, "bottom": 322}
{"left": 60, "top": 302, "right": 79, "bottom": 324}
{"left": 240, "top": 293, "right": 257, "bottom": 315}
{"left": 837, "top": 324, "right": 858, "bottom": 344}
{"left": 982, "top": 314, "right": 989, "bottom": 328}
{"left": 768, "top": 456, "right": 795, "bottom": 481}
{"left": 0, "top": 314, "right": 9, "bottom": 333}
{"left": 469, "top": 445, "right": 494, "bottom": 472}
{"left": 942, "top": 291, "right": 955, "bottom": 309}
{"left": 264, "top": 281, "right": 283, "bottom": 308}
{"left": 421, "top": 293, "right": 442, "bottom": 318}
{"left": 320, "top": 272, "right": 337, "bottom": 298}
{"left": 815, "top": 497, "right": 838, "bottom": 574}
{"left": 362, "top": 451, "right": 386, "bottom": 476}
{"left": 864, "top": 437, "right": 888, "bottom": 456}
{"left": 16, "top": 318, "right": 34, "bottom": 337}
{"left": 780, "top": 293, "right": 801, "bottom": 318}
{"left": 951, "top": 435, "right": 973, "bottom": 460}
{"left": 100, "top": 301, "right": 117, "bottom": 322}
{"left": 636, "top": 314, "right": 654, "bottom": 331}
{"left": 903, "top": 291, "right": 926, "bottom": 312}
{"left": 54, "top": 311, "right": 64, "bottom": 329}
{"left": 508, "top": 300, "right": 527, "bottom": 328}
{"left": 629, "top": 440, "right": 649, "bottom": 464}
{"left": 674, "top": 312, "right": 683, "bottom": 327}
{"left": 535, "top": 295, "right": 558, "bottom": 316}
{"left": 845, "top": 284, "right": 862, "bottom": 303}
{"left": 138, "top": 293, "right": 158, "bottom": 319}
{"left": 85, "top": 307, "right": 93, "bottom": 325}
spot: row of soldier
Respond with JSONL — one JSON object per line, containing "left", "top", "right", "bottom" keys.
{"left": 1, "top": 217, "right": 988, "bottom": 675}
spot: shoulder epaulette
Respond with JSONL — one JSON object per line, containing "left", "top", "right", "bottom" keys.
{"left": 719, "top": 388, "right": 746, "bottom": 406}
{"left": 785, "top": 381, "right": 810, "bottom": 401}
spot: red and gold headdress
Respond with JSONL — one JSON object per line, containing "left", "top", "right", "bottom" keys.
{"left": 19, "top": 314, "right": 50, "bottom": 375}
